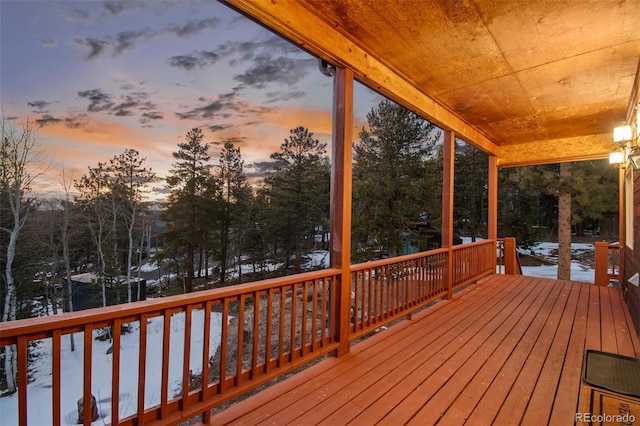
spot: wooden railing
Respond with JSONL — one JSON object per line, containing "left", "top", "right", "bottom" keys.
{"left": 451, "top": 240, "right": 496, "bottom": 287}
{"left": 1, "top": 241, "right": 499, "bottom": 425}
{"left": 348, "top": 249, "right": 448, "bottom": 340}
{"left": 0, "top": 269, "right": 340, "bottom": 426}
{"left": 348, "top": 240, "right": 496, "bottom": 339}
{"left": 594, "top": 241, "right": 621, "bottom": 286}
{"left": 497, "top": 237, "right": 522, "bottom": 275}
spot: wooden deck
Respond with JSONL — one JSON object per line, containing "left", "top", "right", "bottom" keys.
{"left": 207, "top": 274, "right": 640, "bottom": 425}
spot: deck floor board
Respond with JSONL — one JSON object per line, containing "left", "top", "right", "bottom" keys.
{"left": 208, "top": 275, "right": 640, "bottom": 426}
{"left": 547, "top": 283, "right": 590, "bottom": 425}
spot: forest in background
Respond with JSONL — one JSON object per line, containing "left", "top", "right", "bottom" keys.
{"left": 1, "top": 99, "right": 619, "bottom": 323}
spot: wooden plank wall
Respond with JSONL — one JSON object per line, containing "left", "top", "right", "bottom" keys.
{"left": 626, "top": 169, "right": 640, "bottom": 332}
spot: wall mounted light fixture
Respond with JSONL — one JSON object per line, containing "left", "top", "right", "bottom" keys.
{"left": 610, "top": 106, "right": 640, "bottom": 170}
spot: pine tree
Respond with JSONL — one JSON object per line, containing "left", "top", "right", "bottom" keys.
{"left": 454, "top": 142, "right": 488, "bottom": 241}
{"left": 498, "top": 167, "right": 542, "bottom": 249}
{"left": 571, "top": 160, "right": 618, "bottom": 236}
{"left": 216, "top": 141, "right": 252, "bottom": 285}
{"left": 352, "top": 100, "right": 438, "bottom": 259}
{"left": 245, "top": 190, "right": 270, "bottom": 277}
{"left": 75, "top": 162, "right": 113, "bottom": 306}
{"left": 109, "top": 149, "right": 155, "bottom": 301}
{"left": 263, "top": 126, "right": 330, "bottom": 273}
{"left": 161, "top": 128, "right": 214, "bottom": 293}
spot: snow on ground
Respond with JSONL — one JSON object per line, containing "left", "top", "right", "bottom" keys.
{"left": 139, "top": 261, "right": 161, "bottom": 273}
{"left": 519, "top": 241, "right": 596, "bottom": 284}
{"left": 460, "top": 238, "right": 597, "bottom": 284}
{"left": 1, "top": 310, "right": 222, "bottom": 425}
{"left": 2, "top": 240, "right": 595, "bottom": 424}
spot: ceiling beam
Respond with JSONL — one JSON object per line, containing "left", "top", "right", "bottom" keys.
{"left": 498, "top": 133, "right": 612, "bottom": 167}
{"left": 226, "top": 0, "right": 501, "bottom": 156}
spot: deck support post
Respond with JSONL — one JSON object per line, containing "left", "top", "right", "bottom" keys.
{"left": 503, "top": 237, "right": 519, "bottom": 275}
{"left": 594, "top": 242, "right": 611, "bottom": 286}
{"left": 618, "top": 166, "right": 625, "bottom": 291}
{"left": 330, "top": 66, "right": 353, "bottom": 356}
{"left": 442, "top": 130, "right": 455, "bottom": 298}
{"left": 488, "top": 155, "right": 498, "bottom": 271}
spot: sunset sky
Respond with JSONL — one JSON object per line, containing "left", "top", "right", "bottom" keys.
{"left": 1, "top": 0, "right": 378, "bottom": 200}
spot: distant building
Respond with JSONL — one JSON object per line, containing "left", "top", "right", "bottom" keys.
{"left": 69, "top": 273, "right": 146, "bottom": 311}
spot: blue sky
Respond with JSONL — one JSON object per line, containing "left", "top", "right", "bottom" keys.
{"left": 1, "top": 1, "right": 377, "bottom": 199}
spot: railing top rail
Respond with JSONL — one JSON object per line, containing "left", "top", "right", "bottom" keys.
{"left": 452, "top": 239, "right": 496, "bottom": 249}
{"left": 594, "top": 241, "right": 622, "bottom": 249}
{"left": 0, "top": 267, "right": 342, "bottom": 339}
{"left": 349, "top": 248, "right": 449, "bottom": 272}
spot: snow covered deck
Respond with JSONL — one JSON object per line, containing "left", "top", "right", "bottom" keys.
{"left": 207, "top": 274, "right": 640, "bottom": 425}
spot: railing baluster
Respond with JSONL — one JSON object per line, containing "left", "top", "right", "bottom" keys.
{"left": 355, "top": 273, "right": 361, "bottom": 330}
{"left": 265, "top": 289, "right": 273, "bottom": 372}
{"left": 278, "top": 288, "right": 285, "bottom": 366}
{"left": 236, "top": 295, "right": 245, "bottom": 384}
{"left": 301, "top": 282, "right": 306, "bottom": 352}
{"left": 219, "top": 298, "right": 229, "bottom": 393}
{"left": 181, "top": 307, "right": 192, "bottom": 411}
{"left": 388, "top": 265, "right": 393, "bottom": 316}
{"left": 138, "top": 314, "right": 148, "bottom": 425}
{"left": 321, "top": 281, "right": 328, "bottom": 344}
{"left": 52, "top": 330, "right": 61, "bottom": 426}
{"left": 201, "top": 302, "right": 212, "bottom": 423}
{"left": 290, "top": 284, "right": 297, "bottom": 361}
{"left": 83, "top": 325, "right": 92, "bottom": 426}
{"left": 367, "top": 270, "right": 373, "bottom": 327}
{"left": 17, "top": 337, "right": 27, "bottom": 426}
{"left": 160, "top": 311, "right": 170, "bottom": 416}
{"left": 112, "top": 318, "right": 121, "bottom": 425}
{"left": 251, "top": 291, "right": 260, "bottom": 377}
{"left": 311, "top": 279, "right": 319, "bottom": 351}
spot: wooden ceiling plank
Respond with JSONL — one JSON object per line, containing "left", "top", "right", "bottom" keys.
{"left": 498, "top": 133, "right": 612, "bottom": 167}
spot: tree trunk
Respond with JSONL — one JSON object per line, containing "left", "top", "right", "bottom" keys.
{"left": 220, "top": 209, "right": 229, "bottom": 286}
{"left": 125, "top": 205, "right": 137, "bottom": 303}
{"left": 205, "top": 251, "right": 210, "bottom": 280}
{"left": 237, "top": 246, "right": 242, "bottom": 284}
{"left": 558, "top": 162, "right": 572, "bottom": 281}
{"left": 137, "top": 233, "right": 144, "bottom": 301}
{"left": 87, "top": 218, "right": 108, "bottom": 308}
{"left": 98, "top": 232, "right": 107, "bottom": 308}
{"left": 1, "top": 117, "right": 40, "bottom": 393}
{"left": 185, "top": 245, "right": 193, "bottom": 293}
{"left": 2, "top": 188, "right": 21, "bottom": 393}
{"left": 62, "top": 201, "right": 76, "bottom": 351}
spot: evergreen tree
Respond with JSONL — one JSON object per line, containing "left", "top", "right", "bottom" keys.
{"left": 215, "top": 141, "right": 252, "bottom": 285}
{"left": 352, "top": 100, "right": 438, "bottom": 259}
{"left": 263, "top": 126, "right": 330, "bottom": 273}
{"left": 160, "top": 128, "right": 214, "bottom": 293}
{"left": 571, "top": 160, "right": 618, "bottom": 236}
{"left": 75, "top": 162, "right": 113, "bottom": 306}
{"left": 454, "top": 142, "right": 488, "bottom": 241}
{"left": 498, "top": 167, "right": 542, "bottom": 249}
{"left": 109, "top": 149, "right": 155, "bottom": 301}
{"left": 245, "top": 190, "right": 270, "bottom": 277}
